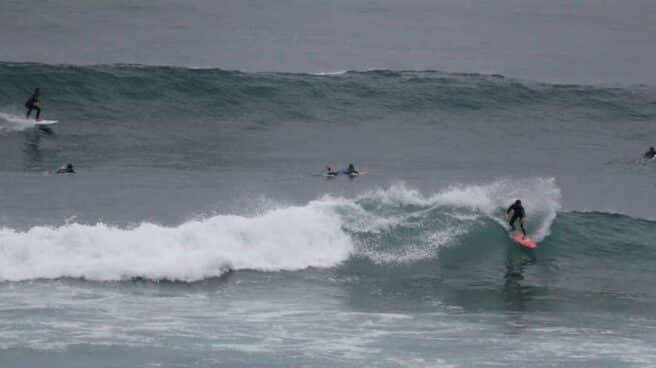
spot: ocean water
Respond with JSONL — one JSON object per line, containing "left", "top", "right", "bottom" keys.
{"left": 2, "top": 2, "right": 656, "bottom": 368}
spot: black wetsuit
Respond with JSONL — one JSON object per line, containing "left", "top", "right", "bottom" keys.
{"left": 344, "top": 166, "right": 359, "bottom": 176}
{"left": 644, "top": 149, "right": 656, "bottom": 159}
{"left": 506, "top": 203, "right": 526, "bottom": 235}
{"left": 25, "top": 94, "right": 41, "bottom": 120}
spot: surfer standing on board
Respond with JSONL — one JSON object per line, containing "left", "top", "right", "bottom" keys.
{"left": 506, "top": 199, "right": 527, "bottom": 237}
{"left": 25, "top": 88, "right": 42, "bottom": 121}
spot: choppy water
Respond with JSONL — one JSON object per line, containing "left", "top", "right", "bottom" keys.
{"left": 2, "top": 7, "right": 656, "bottom": 366}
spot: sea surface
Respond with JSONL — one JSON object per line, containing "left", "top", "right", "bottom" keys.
{"left": 1, "top": 2, "right": 656, "bottom": 368}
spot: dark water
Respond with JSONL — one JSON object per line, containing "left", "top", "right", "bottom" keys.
{"left": 1, "top": 26, "right": 656, "bottom": 368}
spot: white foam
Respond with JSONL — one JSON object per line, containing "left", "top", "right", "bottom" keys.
{"left": 358, "top": 178, "right": 561, "bottom": 242}
{"left": 310, "top": 70, "right": 348, "bottom": 76}
{"left": 357, "top": 182, "right": 428, "bottom": 207}
{"left": 0, "top": 112, "right": 38, "bottom": 133}
{"left": 430, "top": 178, "right": 561, "bottom": 241}
{"left": 0, "top": 200, "right": 353, "bottom": 282}
{"left": 0, "top": 179, "right": 562, "bottom": 281}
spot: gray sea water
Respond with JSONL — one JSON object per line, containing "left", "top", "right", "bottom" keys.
{"left": 1, "top": 1, "right": 656, "bottom": 367}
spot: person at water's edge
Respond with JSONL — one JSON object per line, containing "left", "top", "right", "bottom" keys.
{"left": 25, "top": 88, "right": 41, "bottom": 120}
{"left": 506, "top": 199, "right": 527, "bottom": 237}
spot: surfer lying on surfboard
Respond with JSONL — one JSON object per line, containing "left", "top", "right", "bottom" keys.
{"left": 505, "top": 199, "right": 527, "bottom": 237}
{"left": 324, "top": 165, "right": 339, "bottom": 177}
{"left": 323, "top": 163, "right": 366, "bottom": 177}
{"left": 25, "top": 88, "right": 42, "bottom": 121}
{"left": 344, "top": 163, "right": 359, "bottom": 176}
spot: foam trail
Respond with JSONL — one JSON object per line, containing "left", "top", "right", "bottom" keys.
{"left": 0, "top": 112, "right": 36, "bottom": 133}
{"left": 430, "top": 178, "right": 561, "bottom": 241}
{"left": 0, "top": 201, "right": 353, "bottom": 282}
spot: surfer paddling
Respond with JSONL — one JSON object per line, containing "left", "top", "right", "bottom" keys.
{"left": 25, "top": 88, "right": 42, "bottom": 121}
{"left": 505, "top": 199, "right": 527, "bottom": 237}
{"left": 344, "top": 163, "right": 359, "bottom": 176}
{"left": 325, "top": 165, "right": 339, "bottom": 177}
{"left": 321, "top": 163, "right": 366, "bottom": 178}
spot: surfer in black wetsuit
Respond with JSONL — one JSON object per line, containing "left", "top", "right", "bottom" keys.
{"left": 344, "top": 163, "right": 359, "bottom": 176}
{"left": 325, "top": 165, "right": 339, "bottom": 176}
{"left": 644, "top": 146, "right": 656, "bottom": 159}
{"left": 25, "top": 88, "right": 41, "bottom": 121}
{"left": 506, "top": 199, "right": 527, "bottom": 236}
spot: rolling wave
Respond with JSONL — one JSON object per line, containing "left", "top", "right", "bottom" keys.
{"left": 0, "top": 177, "right": 654, "bottom": 284}
{"left": 0, "top": 199, "right": 353, "bottom": 282}
{"left": 0, "top": 178, "right": 564, "bottom": 282}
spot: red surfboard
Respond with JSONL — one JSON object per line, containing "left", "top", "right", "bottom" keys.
{"left": 511, "top": 232, "right": 537, "bottom": 248}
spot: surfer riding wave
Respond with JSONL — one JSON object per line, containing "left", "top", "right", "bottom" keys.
{"left": 505, "top": 199, "right": 527, "bottom": 237}
{"left": 25, "top": 88, "right": 41, "bottom": 121}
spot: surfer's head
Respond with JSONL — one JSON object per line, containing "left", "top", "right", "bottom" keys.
{"left": 34, "top": 88, "right": 40, "bottom": 95}
{"left": 66, "top": 163, "right": 73, "bottom": 169}
{"left": 515, "top": 199, "right": 522, "bottom": 205}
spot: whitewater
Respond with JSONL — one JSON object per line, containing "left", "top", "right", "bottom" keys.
{"left": 0, "top": 179, "right": 560, "bottom": 282}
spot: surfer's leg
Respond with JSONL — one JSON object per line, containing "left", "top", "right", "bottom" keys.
{"left": 26, "top": 106, "right": 32, "bottom": 118}
{"left": 34, "top": 106, "right": 41, "bottom": 120}
{"left": 519, "top": 218, "right": 527, "bottom": 236}
{"left": 508, "top": 214, "right": 518, "bottom": 230}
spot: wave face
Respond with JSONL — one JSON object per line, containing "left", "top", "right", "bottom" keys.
{"left": 1, "top": 63, "right": 655, "bottom": 126}
{"left": 3, "top": 62, "right": 655, "bottom": 180}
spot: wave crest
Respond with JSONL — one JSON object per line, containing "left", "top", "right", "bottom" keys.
{"left": 0, "top": 201, "right": 353, "bottom": 282}
{"left": 0, "top": 178, "right": 561, "bottom": 281}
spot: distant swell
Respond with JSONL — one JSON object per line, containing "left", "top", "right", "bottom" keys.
{"left": 1, "top": 62, "right": 654, "bottom": 125}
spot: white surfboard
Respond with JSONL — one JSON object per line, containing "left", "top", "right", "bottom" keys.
{"left": 34, "top": 120, "right": 58, "bottom": 125}
{"left": 0, "top": 113, "right": 57, "bottom": 126}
